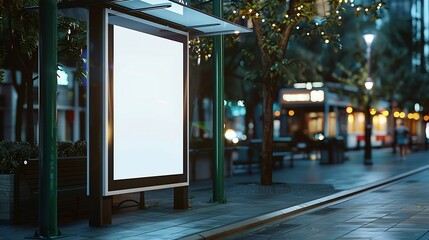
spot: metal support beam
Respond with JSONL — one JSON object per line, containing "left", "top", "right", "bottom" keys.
{"left": 88, "top": 6, "right": 112, "bottom": 227}
{"left": 212, "top": 0, "right": 225, "bottom": 203}
{"left": 364, "top": 99, "right": 373, "bottom": 165}
{"left": 38, "top": 0, "right": 59, "bottom": 237}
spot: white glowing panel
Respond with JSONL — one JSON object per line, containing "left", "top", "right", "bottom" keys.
{"left": 113, "top": 25, "right": 183, "bottom": 180}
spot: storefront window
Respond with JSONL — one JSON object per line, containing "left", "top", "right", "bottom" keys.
{"left": 348, "top": 112, "right": 365, "bottom": 134}
{"left": 373, "top": 115, "right": 387, "bottom": 133}
{"left": 307, "top": 112, "right": 323, "bottom": 135}
{"left": 329, "top": 112, "right": 337, "bottom": 136}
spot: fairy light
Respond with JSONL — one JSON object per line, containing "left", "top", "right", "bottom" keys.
{"left": 338, "top": 16, "right": 342, "bottom": 20}
{"left": 325, "top": 39, "right": 330, "bottom": 43}
{"left": 394, "top": 111, "right": 400, "bottom": 118}
{"left": 346, "top": 107, "right": 353, "bottom": 114}
{"left": 285, "top": 14, "right": 289, "bottom": 18}
{"left": 364, "top": 8, "right": 369, "bottom": 12}
{"left": 307, "top": 32, "right": 310, "bottom": 36}
{"left": 242, "top": 15, "right": 246, "bottom": 19}
{"left": 321, "top": 31, "right": 325, "bottom": 35}
{"left": 382, "top": 110, "right": 389, "bottom": 117}
{"left": 377, "top": 3, "right": 382, "bottom": 10}
{"left": 297, "top": 13, "right": 301, "bottom": 17}
{"left": 296, "top": 26, "right": 300, "bottom": 30}
{"left": 262, "top": 19, "right": 266, "bottom": 23}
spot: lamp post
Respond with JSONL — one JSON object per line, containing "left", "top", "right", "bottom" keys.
{"left": 363, "top": 33, "right": 374, "bottom": 165}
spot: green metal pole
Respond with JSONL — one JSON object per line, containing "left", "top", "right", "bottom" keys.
{"left": 38, "top": 0, "right": 59, "bottom": 237}
{"left": 213, "top": 0, "right": 225, "bottom": 203}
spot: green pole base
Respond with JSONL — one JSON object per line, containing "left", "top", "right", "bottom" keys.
{"left": 26, "top": 230, "right": 68, "bottom": 239}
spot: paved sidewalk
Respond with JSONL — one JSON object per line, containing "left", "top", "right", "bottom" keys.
{"left": 227, "top": 169, "right": 429, "bottom": 240}
{"left": 1, "top": 148, "right": 429, "bottom": 239}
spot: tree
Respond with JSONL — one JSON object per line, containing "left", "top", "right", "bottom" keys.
{"left": 0, "top": 0, "right": 86, "bottom": 143}
{"left": 1, "top": 0, "right": 39, "bottom": 143}
{"left": 224, "top": 0, "right": 385, "bottom": 185}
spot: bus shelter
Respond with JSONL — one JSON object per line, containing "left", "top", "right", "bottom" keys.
{"left": 84, "top": 0, "right": 251, "bottom": 227}
{"left": 38, "top": 1, "right": 250, "bottom": 236}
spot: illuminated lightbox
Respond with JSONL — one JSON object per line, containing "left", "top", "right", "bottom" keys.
{"left": 281, "top": 90, "right": 325, "bottom": 104}
{"left": 105, "top": 13, "right": 188, "bottom": 195}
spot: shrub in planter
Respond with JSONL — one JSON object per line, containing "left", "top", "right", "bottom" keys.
{"left": 73, "top": 140, "right": 87, "bottom": 157}
{"left": 0, "top": 140, "right": 86, "bottom": 173}
{"left": 0, "top": 141, "right": 38, "bottom": 174}
{"left": 57, "top": 141, "right": 75, "bottom": 158}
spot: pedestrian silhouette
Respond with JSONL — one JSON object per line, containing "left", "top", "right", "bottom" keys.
{"left": 395, "top": 121, "right": 409, "bottom": 160}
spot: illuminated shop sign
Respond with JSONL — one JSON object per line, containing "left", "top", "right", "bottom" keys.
{"left": 281, "top": 90, "right": 325, "bottom": 104}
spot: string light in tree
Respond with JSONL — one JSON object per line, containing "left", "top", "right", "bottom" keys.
{"left": 214, "top": 1, "right": 385, "bottom": 53}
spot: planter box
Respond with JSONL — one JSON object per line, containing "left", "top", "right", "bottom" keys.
{"left": 15, "top": 157, "right": 88, "bottom": 224}
{"left": 0, "top": 174, "right": 15, "bottom": 222}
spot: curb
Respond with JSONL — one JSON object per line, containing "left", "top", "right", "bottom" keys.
{"left": 180, "top": 165, "right": 429, "bottom": 240}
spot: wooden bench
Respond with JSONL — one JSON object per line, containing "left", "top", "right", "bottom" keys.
{"left": 232, "top": 138, "right": 294, "bottom": 174}
{"left": 14, "top": 157, "right": 88, "bottom": 224}
{"left": 272, "top": 139, "right": 295, "bottom": 168}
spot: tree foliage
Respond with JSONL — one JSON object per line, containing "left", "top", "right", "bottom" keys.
{"left": 190, "top": 0, "right": 386, "bottom": 185}
{"left": 0, "top": 0, "right": 87, "bottom": 143}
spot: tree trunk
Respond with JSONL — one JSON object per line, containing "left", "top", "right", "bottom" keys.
{"left": 260, "top": 78, "right": 274, "bottom": 185}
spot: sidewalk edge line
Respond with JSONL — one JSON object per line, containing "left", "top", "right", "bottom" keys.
{"left": 179, "top": 165, "right": 429, "bottom": 240}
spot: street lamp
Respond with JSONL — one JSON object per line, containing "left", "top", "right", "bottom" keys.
{"left": 363, "top": 33, "right": 374, "bottom": 165}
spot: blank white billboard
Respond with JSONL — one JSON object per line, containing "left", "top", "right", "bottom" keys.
{"left": 112, "top": 25, "right": 184, "bottom": 180}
